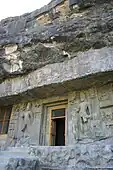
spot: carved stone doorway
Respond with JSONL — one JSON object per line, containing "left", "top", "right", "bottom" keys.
{"left": 48, "top": 104, "right": 67, "bottom": 146}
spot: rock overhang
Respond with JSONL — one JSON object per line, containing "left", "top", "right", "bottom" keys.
{"left": 0, "top": 0, "right": 113, "bottom": 105}
{"left": 0, "top": 0, "right": 113, "bottom": 83}
{"left": 0, "top": 47, "right": 113, "bottom": 106}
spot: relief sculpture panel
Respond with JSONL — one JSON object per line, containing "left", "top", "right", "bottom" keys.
{"left": 101, "top": 107, "right": 113, "bottom": 138}
{"left": 7, "top": 83, "right": 113, "bottom": 146}
{"left": 70, "top": 91, "right": 93, "bottom": 143}
{"left": 16, "top": 103, "right": 34, "bottom": 146}
{"left": 69, "top": 84, "right": 113, "bottom": 144}
{"left": 77, "top": 92, "right": 92, "bottom": 141}
{"left": 13, "top": 102, "right": 42, "bottom": 147}
{"left": 97, "top": 84, "right": 113, "bottom": 108}
{"left": 97, "top": 84, "right": 113, "bottom": 139}
{"left": 20, "top": 103, "right": 34, "bottom": 138}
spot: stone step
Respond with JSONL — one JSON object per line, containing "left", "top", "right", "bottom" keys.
{"left": 85, "top": 168, "right": 113, "bottom": 170}
{"left": 0, "top": 147, "right": 30, "bottom": 157}
{"left": 0, "top": 156, "right": 38, "bottom": 170}
{"left": 6, "top": 147, "right": 29, "bottom": 152}
{"left": 0, "top": 157, "right": 10, "bottom": 165}
{"left": 0, "top": 164, "right": 6, "bottom": 170}
{"left": 0, "top": 154, "right": 34, "bottom": 163}
{"left": 0, "top": 147, "right": 35, "bottom": 170}
{"left": 0, "top": 151, "right": 30, "bottom": 157}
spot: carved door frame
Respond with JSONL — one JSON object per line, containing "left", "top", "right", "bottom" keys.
{"left": 48, "top": 103, "right": 68, "bottom": 146}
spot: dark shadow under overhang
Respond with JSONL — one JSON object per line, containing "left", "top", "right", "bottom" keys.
{"left": 0, "top": 71, "right": 113, "bottom": 106}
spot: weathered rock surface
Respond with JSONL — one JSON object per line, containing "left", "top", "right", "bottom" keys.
{"left": 5, "top": 158, "right": 39, "bottom": 170}
{"left": 0, "top": 0, "right": 113, "bottom": 82}
{"left": 1, "top": 141, "right": 113, "bottom": 170}
{"left": 29, "top": 138, "right": 113, "bottom": 170}
{"left": 0, "top": 47, "right": 113, "bottom": 106}
{"left": 1, "top": 1, "right": 113, "bottom": 170}
{"left": 0, "top": 147, "right": 39, "bottom": 170}
{"left": 0, "top": 43, "right": 65, "bottom": 83}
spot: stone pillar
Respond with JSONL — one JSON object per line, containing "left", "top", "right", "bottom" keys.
{"left": 68, "top": 91, "right": 80, "bottom": 145}
{"left": 6, "top": 105, "right": 20, "bottom": 147}
{"left": 30, "top": 101, "right": 43, "bottom": 146}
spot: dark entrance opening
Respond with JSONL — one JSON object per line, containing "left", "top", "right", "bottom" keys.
{"left": 50, "top": 107, "right": 66, "bottom": 146}
{"left": 55, "top": 118, "right": 65, "bottom": 146}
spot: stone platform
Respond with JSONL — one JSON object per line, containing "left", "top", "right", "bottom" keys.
{"left": 0, "top": 138, "right": 113, "bottom": 170}
{"left": 28, "top": 138, "right": 113, "bottom": 170}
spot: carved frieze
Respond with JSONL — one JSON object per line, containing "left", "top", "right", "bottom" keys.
{"left": 91, "top": 120, "right": 104, "bottom": 139}
{"left": 69, "top": 85, "right": 113, "bottom": 143}
{"left": 7, "top": 83, "right": 113, "bottom": 146}
{"left": 68, "top": 92, "right": 79, "bottom": 105}
{"left": 97, "top": 84, "right": 113, "bottom": 108}
{"left": 101, "top": 108, "right": 113, "bottom": 121}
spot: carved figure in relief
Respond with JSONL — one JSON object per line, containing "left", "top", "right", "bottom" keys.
{"left": 20, "top": 103, "right": 34, "bottom": 138}
{"left": 78, "top": 92, "right": 92, "bottom": 138}
{"left": 101, "top": 108, "right": 113, "bottom": 121}
{"left": 100, "top": 108, "right": 113, "bottom": 137}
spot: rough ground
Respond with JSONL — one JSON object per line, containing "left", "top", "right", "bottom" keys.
{"left": 0, "top": 147, "right": 39, "bottom": 170}
{"left": 0, "top": 0, "right": 113, "bottom": 82}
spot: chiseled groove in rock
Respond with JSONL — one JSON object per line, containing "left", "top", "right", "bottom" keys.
{"left": 0, "top": 47, "right": 113, "bottom": 101}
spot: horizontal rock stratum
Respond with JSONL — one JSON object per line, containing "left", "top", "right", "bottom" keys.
{"left": 0, "top": 47, "right": 113, "bottom": 106}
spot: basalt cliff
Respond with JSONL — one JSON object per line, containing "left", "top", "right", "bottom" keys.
{"left": 0, "top": 1, "right": 113, "bottom": 170}
{"left": 0, "top": 0, "right": 113, "bottom": 82}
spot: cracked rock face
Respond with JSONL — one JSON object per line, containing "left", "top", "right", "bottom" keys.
{"left": 29, "top": 139, "right": 113, "bottom": 169}
{"left": 0, "top": 43, "right": 67, "bottom": 83}
{"left": 0, "top": 0, "right": 113, "bottom": 82}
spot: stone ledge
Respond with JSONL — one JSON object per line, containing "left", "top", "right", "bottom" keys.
{"left": 85, "top": 168, "right": 113, "bottom": 170}
{"left": 29, "top": 138, "right": 113, "bottom": 169}
{"left": 0, "top": 47, "right": 113, "bottom": 105}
